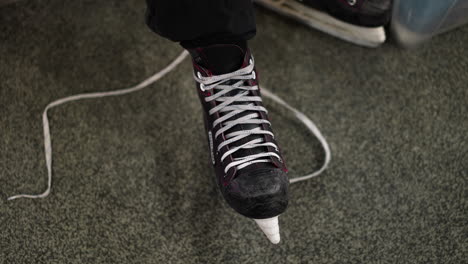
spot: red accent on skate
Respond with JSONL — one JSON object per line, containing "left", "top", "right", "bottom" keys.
{"left": 240, "top": 50, "right": 251, "bottom": 68}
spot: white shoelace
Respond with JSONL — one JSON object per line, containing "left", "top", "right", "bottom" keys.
{"left": 194, "top": 58, "right": 281, "bottom": 174}
{"left": 7, "top": 50, "right": 331, "bottom": 200}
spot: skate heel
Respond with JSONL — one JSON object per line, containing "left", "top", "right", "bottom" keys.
{"left": 255, "top": 0, "right": 386, "bottom": 47}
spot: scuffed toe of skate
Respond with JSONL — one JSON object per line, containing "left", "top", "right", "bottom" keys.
{"left": 224, "top": 168, "right": 289, "bottom": 219}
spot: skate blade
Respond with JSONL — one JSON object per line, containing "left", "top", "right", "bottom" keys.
{"left": 254, "top": 0, "right": 386, "bottom": 48}
{"left": 254, "top": 216, "right": 281, "bottom": 244}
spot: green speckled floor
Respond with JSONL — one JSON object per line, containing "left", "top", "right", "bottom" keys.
{"left": 1, "top": 1, "right": 467, "bottom": 263}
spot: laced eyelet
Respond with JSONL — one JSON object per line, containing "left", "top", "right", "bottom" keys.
{"left": 252, "top": 71, "right": 256, "bottom": 80}
{"left": 200, "top": 83, "right": 206, "bottom": 91}
{"left": 249, "top": 59, "right": 253, "bottom": 65}
{"left": 197, "top": 72, "right": 202, "bottom": 78}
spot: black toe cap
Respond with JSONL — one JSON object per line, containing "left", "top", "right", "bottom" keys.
{"left": 222, "top": 168, "right": 289, "bottom": 219}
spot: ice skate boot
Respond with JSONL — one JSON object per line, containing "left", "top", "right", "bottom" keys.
{"left": 254, "top": 0, "right": 392, "bottom": 47}
{"left": 188, "top": 43, "right": 289, "bottom": 244}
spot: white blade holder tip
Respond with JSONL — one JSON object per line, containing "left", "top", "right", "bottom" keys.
{"left": 254, "top": 216, "right": 281, "bottom": 244}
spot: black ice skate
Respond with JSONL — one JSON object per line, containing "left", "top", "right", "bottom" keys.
{"left": 254, "top": 0, "right": 392, "bottom": 47}
{"left": 188, "top": 44, "right": 289, "bottom": 244}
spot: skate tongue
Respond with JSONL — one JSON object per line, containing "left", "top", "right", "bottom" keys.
{"left": 254, "top": 216, "right": 281, "bottom": 244}
{"left": 188, "top": 43, "right": 247, "bottom": 75}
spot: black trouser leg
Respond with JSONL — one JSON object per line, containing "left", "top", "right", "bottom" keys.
{"left": 145, "top": 0, "right": 256, "bottom": 48}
